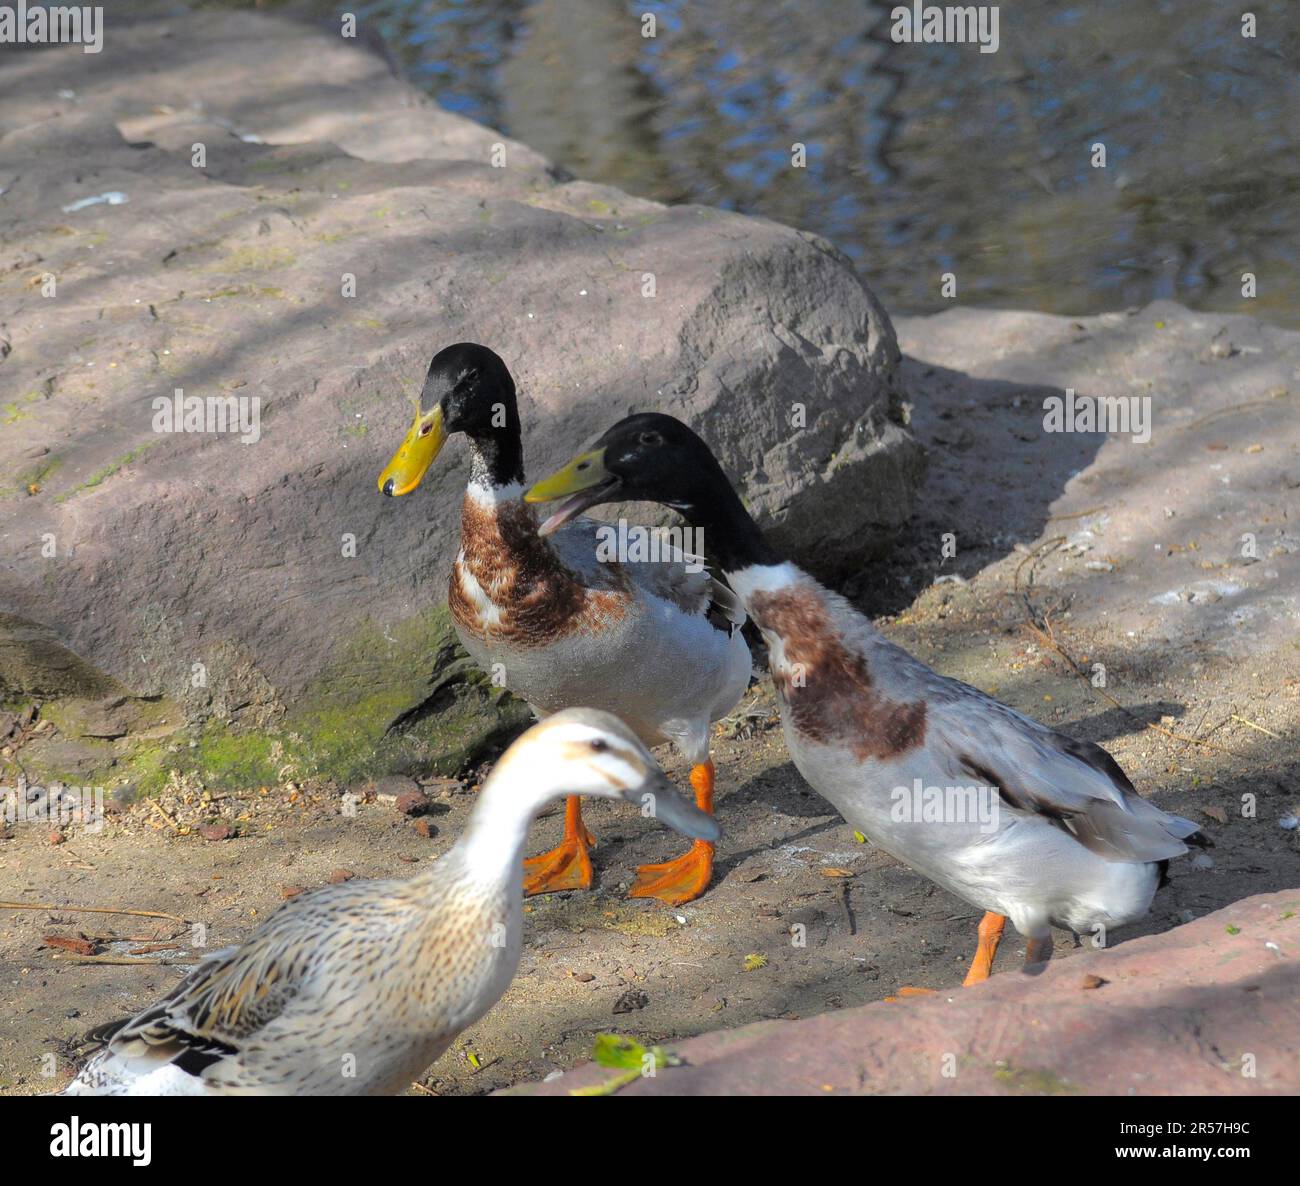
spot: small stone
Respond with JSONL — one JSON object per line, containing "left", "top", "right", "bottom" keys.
{"left": 395, "top": 790, "right": 430, "bottom": 817}
{"left": 43, "top": 934, "right": 94, "bottom": 955}
{"left": 198, "top": 823, "right": 232, "bottom": 841}
{"left": 1080, "top": 974, "right": 1108, "bottom": 990}
{"left": 412, "top": 817, "right": 437, "bottom": 839}
{"left": 281, "top": 885, "right": 305, "bottom": 899}
{"left": 371, "top": 774, "right": 421, "bottom": 805}
{"left": 1191, "top": 852, "right": 1215, "bottom": 870}
{"left": 1279, "top": 816, "right": 1298, "bottom": 831}
{"left": 572, "top": 971, "right": 595, "bottom": 983}
{"left": 48, "top": 830, "right": 66, "bottom": 845}
{"left": 327, "top": 868, "right": 353, "bottom": 884}
{"left": 111, "top": 782, "right": 138, "bottom": 808}
{"left": 612, "top": 987, "right": 649, "bottom": 1014}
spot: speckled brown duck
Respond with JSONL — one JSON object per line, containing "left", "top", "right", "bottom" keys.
{"left": 378, "top": 345, "right": 750, "bottom": 904}
{"left": 526, "top": 413, "right": 1206, "bottom": 989}
{"left": 65, "top": 710, "right": 716, "bottom": 1095}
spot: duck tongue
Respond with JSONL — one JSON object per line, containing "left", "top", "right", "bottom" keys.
{"left": 538, "top": 491, "right": 593, "bottom": 536}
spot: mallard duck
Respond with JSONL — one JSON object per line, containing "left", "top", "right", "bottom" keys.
{"left": 526, "top": 414, "right": 1205, "bottom": 985}
{"left": 64, "top": 709, "right": 716, "bottom": 1095}
{"left": 377, "top": 344, "right": 750, "bottom": 904}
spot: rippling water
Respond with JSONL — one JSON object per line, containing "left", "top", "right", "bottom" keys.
{"left": 208, "top": 0, "right": 1299, "bottom": 326}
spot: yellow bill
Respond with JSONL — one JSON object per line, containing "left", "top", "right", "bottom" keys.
{"left": 523, "top": 448, "right": 617, "bottom": 536}
{"left": 378, "top": 405, "right": 445, "bottom": 497}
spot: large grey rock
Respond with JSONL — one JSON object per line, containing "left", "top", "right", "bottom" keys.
{"left": 0, "top": 8, "right": 917, "bottom": 786}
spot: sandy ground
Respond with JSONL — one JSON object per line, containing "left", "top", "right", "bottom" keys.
{"left": 3, "top": 317, "right": 1298, "bottom": 1096}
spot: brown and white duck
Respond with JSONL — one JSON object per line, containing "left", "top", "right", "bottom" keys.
{"left": 526, "top": 412, "right": 1205, "bottom": 985}
{"left": 377, "top": 346, "right": 750, "bottom": 904}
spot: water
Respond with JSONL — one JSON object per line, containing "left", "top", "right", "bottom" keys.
{"left": 207, "top": 0, "right": 1299, "bottom": 326}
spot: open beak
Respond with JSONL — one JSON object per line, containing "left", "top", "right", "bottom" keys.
{"left": 378, "top": 405, "right": 446, "bottom": 497}
{"left": 523, "top": 448, "right": 620, "bottom": 535}
{"left": 626, "top": 770, "right": 720, "bottom": 843}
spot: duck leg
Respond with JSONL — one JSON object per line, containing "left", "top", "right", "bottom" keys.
{"left": 523, "top": 796, "right": 595, "bottom": 895}
{"left": 629, "top": 759, "right": 715, "bottom": 905}
{"left": 887, "top": 911, "right": 1008, "bottom": 1000}
{"left": 1023, "top": 934, "right": 1053, "bottom": 974}
{"left": 961, "top": 911, "right": 1007, "bottom": 986}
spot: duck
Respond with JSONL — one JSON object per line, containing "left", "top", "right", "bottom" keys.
{"left": 525, "top": 413, "right": 1205, "bottom": 986}
{"left": 376, "top": 344, "right": 750, "bottom": 905}
{"left": 64, "top": 709, "right": 717, "bottom": 1095}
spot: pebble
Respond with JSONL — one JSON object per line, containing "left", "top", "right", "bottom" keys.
{"left": 612, "top": 988, "right": 649, "bottom": 1014}
{"left": 198, "top": 823, "right": 232, "bottom": 842}
{"left": 395, "top": 790, "right": 430, "bottom": 817}
{"left": 370, "top": 775, "right": 422, "bottom": 805}
{"left": 412, "top": 817, "right": 437, "bottom": 839}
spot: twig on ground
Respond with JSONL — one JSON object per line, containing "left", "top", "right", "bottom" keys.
{"left": 0, "top": 902, "right": 189, "bottom": 924}
{"left": 149, "top": 799, "right": 181, "bottom": 831}
{"left": 1231, "top": 714, "right": 1281, "bottom": 740}
{"left": 1046, "top": 505, "right": 1108, "bottom": 523}
{"left": 58, "top": 954, "right": 193, "bottom": 967}
{"left": 1181, "top": 396, "right": 1292, "bottom": 434}
{"left": 1019, "top": 612, "right": 1246, "bottom": 759}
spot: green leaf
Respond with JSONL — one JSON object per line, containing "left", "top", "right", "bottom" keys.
{"left": 591, "top": 1033, "right": 647, "bottom": 1070}
{"left": 571, "top": 1036, "right": 678, "bottom": 1096}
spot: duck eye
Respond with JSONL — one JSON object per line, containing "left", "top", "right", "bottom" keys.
{"left": 638, "top": 432, "right": 661, "bottom": 447}
{"left": 589, "top": 738, "right": 608, "bottom": 752}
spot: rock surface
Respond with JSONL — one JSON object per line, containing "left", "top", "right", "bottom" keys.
{"left": 885, "top": 300, "right": 1300, "bottom": 658}
{"left": 0, "top": 7, "right": 916, "bottom": 785}
{"left": 506, "top": 889, "right": 1300, "bottom": 1095}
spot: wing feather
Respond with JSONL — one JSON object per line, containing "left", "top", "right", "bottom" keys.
{"left": 934, "top": 687, "right": 1200, "bottom": 862}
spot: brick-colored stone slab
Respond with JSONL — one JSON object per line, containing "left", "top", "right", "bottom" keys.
{"left": 506, "top": 889, "right": 1298, "bottom": 1095}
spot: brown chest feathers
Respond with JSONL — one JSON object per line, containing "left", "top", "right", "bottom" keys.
{"left": 448, "top": 496, "right": 629, "bottom": 647}
{"left": 748, "top": 586, "right": 926, "bottom": 761}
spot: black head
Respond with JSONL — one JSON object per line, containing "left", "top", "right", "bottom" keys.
{"left": 594, "top": 413, "right": 729, "bottom": 509}
{"left": 523, "top": 412, "right": 779, "bottom": 571}
{"left": 378, "top": 343, "right": 521, "bottom": 497}
{"left": 423, "top": 342, "right": 516, "bottom": 437}
{"left": 522, "top": 413, "right": 720, "bottom": 528}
